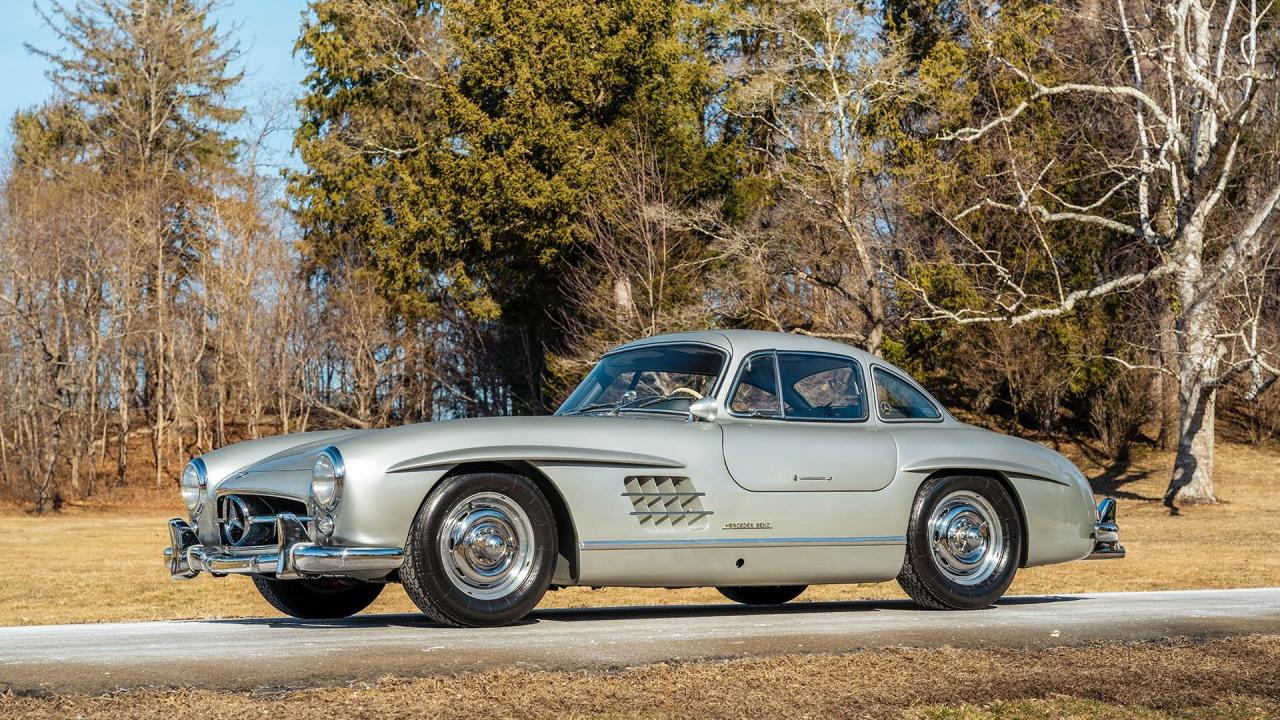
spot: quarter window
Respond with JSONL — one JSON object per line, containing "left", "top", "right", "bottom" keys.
{"left": 729, "top": 354, "right": 782, "bottom": 416}
{"left": 873, "top": 368, "right": 942, "bottom": 420}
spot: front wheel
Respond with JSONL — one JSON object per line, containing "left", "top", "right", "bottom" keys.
{"left": 897, "top": 475, "right": 1021, "bottom": 610}
{"left": 717, "top": 585, "right": 807, "bottom": 606}
{"left": 252, "top": 575, "right": 384, "bottom": 619}
{"left": 400, "top": 472, "right": 557, "bottom": 627}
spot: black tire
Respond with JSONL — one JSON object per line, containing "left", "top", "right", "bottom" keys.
{"left": 400, "top": 472, "right": 557, "bottom": 627}
{"left": 897, "top": 474, "right": 1021, "bottom": 610}
{"left": 717, "top": 585, "right": 807, "bottom": 605}
{"left": 251, "top": 575, "right": 384, "bottom": 619}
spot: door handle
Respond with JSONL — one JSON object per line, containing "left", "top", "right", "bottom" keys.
{"left": 792, "top": 475, "right": 833, "bottom": 482}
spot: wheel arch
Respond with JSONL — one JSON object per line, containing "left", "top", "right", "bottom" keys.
{"left": 440, "top": 460, "right": 580, "bottom": 583}
{"left": 921, "top": 468, "right": 1031, "bottom": 569}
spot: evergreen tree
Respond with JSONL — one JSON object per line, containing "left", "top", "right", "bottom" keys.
{"left": 291, "top": 0, "right": 726, "bottom": 412}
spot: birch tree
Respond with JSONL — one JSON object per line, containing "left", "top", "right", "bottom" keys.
{"left": 905, "top": 0, "right": 1280, "bottom": 505}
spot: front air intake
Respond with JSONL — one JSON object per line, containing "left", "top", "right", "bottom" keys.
{"left": 622, "top": 476, "right": 712, "bottom": 531}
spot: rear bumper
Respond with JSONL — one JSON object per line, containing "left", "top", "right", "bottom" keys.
{"left": 1087, "top": 497, "right": 1126, "bottom": 560}
{"left": 165, "top": 515, "right": 404, "bottom": 580}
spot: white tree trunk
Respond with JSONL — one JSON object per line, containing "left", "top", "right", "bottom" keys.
{"left": 1169, "top": 370, "right": 1217, "bottom": 505}
{"left": 1167, "top": 278, "right": 1220, "bottom": 505}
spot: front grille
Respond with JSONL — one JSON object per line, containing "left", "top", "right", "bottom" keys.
{"left": 623, "top": 476, "right": 711, "bottom": 531}
{"left": 216, "top": 494, "right": 308, "bottom": 547}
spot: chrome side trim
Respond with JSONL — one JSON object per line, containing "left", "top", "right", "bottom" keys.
{"left": 387, "top": 445, "right": 686, "bottom": 473}
{"left": 621, "top": 491, "right": 706, "bottom": 498}
{"left": 580, "top": 535, "right": 906, "bottom": 551}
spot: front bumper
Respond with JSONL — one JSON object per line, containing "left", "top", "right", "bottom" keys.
{"left": 165, "top": 514, "right": 404, "bottom": 580}
{"left": 1087, "top": 497, "right": 1126, "bottom": 559}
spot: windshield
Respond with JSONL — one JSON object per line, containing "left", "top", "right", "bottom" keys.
{"left": 557, "top": 343, "right": 727, "bottom": 415}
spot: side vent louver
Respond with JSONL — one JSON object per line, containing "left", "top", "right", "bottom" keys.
{"left": 623, "top": 476, "right": 711, "bottom": 531}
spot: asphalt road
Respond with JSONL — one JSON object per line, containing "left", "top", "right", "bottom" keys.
{"left": 1, "top": 587, "right": 1277, "bottom": 695}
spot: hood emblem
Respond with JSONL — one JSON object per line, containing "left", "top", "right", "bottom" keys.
{"left": 220, "top": 495, "right": 253, "bottom": 546}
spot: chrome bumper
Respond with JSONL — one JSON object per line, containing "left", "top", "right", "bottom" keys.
{"left": 165, "top": 514, "right": 404, "bottom": 580}
{"left": 1087, "top": 497, "right": 1126, "bottom": 559}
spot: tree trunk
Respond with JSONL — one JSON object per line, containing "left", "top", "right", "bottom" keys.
{"left": 1155, "top": 294, "right": 1179, "bottom": 450}
{"left": 1168, "top": 379, "right": 1216, "bottom": 506}
{"left": 1165, "top": 289, "right": 1219, "bottom": 506}
{"left": 865, "top": 286, "right": 885, "bottom": 356}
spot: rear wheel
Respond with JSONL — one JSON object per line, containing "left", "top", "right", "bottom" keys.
{"left": 252, "top": 576, "right": 383, "bottom": 619}
{"left": 897, "top": 474, "right": 1021, "bottom": 610}
{"left": 400, "top": 472, "right": 557, "bottom": 627}
{"left": 717, "top": 585, "right": 807, "bottom": 605}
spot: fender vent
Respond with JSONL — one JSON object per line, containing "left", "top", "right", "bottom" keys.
{"left": 623, "top": 476, "right": 711, "bottom": 531}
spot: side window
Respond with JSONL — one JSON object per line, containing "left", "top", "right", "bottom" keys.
{"left": 777, "top": 353, "right": 867, "bottom": 421}
{"left": 873, "top": 368, "right": 941, "bottom": 421}
{"left": 729, "top": 354, "right": 781, "bottom": 416}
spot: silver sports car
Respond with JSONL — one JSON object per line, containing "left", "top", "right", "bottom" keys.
{"left": 166, "top": 330, "right": 1123, "bottom": 626}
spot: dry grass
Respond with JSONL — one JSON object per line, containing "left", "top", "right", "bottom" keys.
{"left": 1, "top": 440, "right": 1278, "bottom": 626}
{"left": 2, "top": 635, "right": 1277, "bottom": 719}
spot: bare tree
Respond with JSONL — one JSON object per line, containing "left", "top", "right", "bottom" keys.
{"left": 904, "top": 0, "right": 1280, "bottom": 505}
{"left": 561, "top": 136, "right": 716, "bottom": 362}
{"left": 723, "top": 0, "right": 907, "bottom": 352}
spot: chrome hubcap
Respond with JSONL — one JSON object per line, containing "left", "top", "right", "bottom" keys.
{"left": 438, "top": 492, "right": 535, "bottom": 599}
{"left": 927, "top": 490, "right": 1004, "bottom": 586}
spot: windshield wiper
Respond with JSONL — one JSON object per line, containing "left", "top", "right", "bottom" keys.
{"left": 628, "top": 393, "right": 693, "bottom": 409}
{"left": 565, "top": 393, "right": 676, "bottom": 416}
{"left": 564, "top": 401, "right": 627, "bottom": 415}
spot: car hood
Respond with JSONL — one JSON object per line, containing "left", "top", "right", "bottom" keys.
{"left": 201, "top": 413, "right": 698, "bottom": 487}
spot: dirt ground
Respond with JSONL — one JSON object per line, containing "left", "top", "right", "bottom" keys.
{"left": 1, "top": 439, "right": 1277, "bottom": 626}
{"left": 2, "top": 635, "right": 1277, "bottom": 719}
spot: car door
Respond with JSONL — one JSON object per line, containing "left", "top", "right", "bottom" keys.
{"left": 720, "top": 351, "right": 898, "bottom": 492}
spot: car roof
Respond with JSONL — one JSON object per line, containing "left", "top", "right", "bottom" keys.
{"left": 606, "top": 329, "right": 953, "bottom": 421}
{"left": 611, "top": 329, "right": 878, "bottom": 365}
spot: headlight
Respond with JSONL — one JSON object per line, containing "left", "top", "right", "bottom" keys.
{"left": 312, "top": 447, "right": 344, "bottom": 510}
{"left": 181, "top": 458, "right": 207, "bottom": 517}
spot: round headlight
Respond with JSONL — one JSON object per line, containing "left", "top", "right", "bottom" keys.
{"left": 181, "top": 458, "right": 207, "bottom": 517}
{"left": 312, "top": 447, "right": 344, "bottom": 510}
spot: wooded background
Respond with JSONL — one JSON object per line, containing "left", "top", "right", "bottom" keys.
{"left": 1, "top": 0, "right": 1276, "bottom": 513}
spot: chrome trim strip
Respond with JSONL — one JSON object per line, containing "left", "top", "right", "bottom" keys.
{"left": 621, "top": 492, "right": 706, "bottom": 497}
{"left": 580, "top": 535, "right": 905, "bottom": 551}
{"left": 388, "top": 446, "right": 687, "bottom": 473}
{"left": 628, "top": 510, "right": 714, "bottom": 516}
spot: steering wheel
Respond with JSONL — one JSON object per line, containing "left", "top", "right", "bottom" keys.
{"left": 668, "top": 387, "right": 704, "bottom": 400}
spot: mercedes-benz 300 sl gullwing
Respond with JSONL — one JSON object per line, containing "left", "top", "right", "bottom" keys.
{"left": 166, "top": 330, "right": 1123, "bottom": 626}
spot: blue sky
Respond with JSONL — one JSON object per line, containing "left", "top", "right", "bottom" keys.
{"left": 0, "top": 0, "right": 312, "bottom": 166}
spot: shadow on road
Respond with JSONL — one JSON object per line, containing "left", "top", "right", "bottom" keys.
{"left": 196, "top": 594, "right": 1083, "bottom": 631}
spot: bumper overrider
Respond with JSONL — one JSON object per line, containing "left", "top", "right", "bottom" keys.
{"left": 165, "top": 513, "right": 405, "bottom": 581}
{"left": 1087, "top": 497, "right": 1126, "bottom": 559}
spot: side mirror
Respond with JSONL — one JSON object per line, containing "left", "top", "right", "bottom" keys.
{"left": 687, "top": 396, "right": 723, "bottom": 422}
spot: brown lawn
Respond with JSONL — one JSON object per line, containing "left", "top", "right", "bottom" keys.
{"left": 2, "top": 635, "right": 1277, "bottom": 719}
